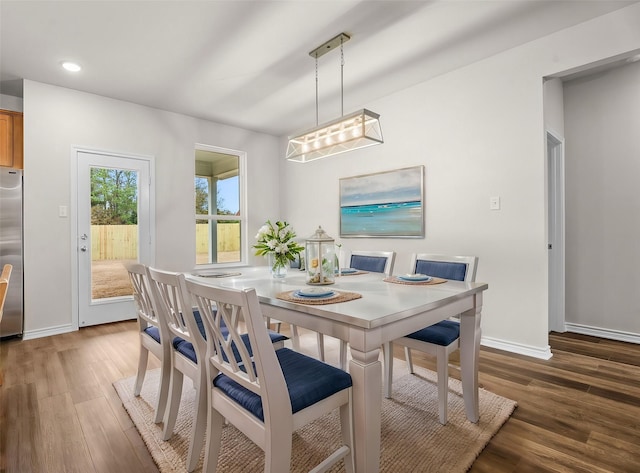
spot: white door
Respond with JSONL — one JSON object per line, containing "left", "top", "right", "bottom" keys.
{"left": 547, "top": 131, "right": 565, "bottom": 333}
{"left": 75, "top": 149, "right": 153, "bottom": 327}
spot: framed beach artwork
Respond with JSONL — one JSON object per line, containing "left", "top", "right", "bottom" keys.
{"left": 339, "top": 165, "right": 424, "bottom": 238}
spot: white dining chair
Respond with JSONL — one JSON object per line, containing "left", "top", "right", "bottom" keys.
{"left": 384, "top": 253, "right": 478, "bottom": 425}
{"left": 0, "top": 264, "right": 12, "bottom": 324}
{"left": 184, "top": 278, "right": 355, "bottom": 473}
{"left": 125, "top": 263, "right": 171, "bottom": 424}
{"left": 0, "top": 264, "right": 13, "bottom": 386}
{"left": 147, "top": 267, "right": 208, "bottom": 472}
{"left": 318, "top": 250, "right": 396, "bottom": 369}
{"left": 346, "top": 250, "right": 396, "bottom": 276}
{"left": 148, "top": 267, "right": 290, "bottom": 471}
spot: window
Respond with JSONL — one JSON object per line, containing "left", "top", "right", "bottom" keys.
{"left": 195, "top": 146, "right": 246, "bottom": 265}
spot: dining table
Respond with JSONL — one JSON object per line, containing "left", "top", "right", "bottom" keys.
{"left": 189, "top": 266, "right": 488, "bottom": 473}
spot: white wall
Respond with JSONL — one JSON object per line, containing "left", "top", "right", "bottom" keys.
{"left": 0, "top": 93, "right": 23, "bottom": 112}
{"left": 543, "top": 79, "right": 565, "bottom": 138}
{"left": 280, "top": 3, "right": 640, "bottom": 357}
{"left": 563, "top": 61, "right": 640, "bottom": 338}
{"left": 23, "top": 80, "right": 280, "bottom": 337}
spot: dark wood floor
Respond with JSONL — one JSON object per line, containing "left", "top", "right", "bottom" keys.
{"left": 1, "top": 321, "right": 639, "bottom": 472}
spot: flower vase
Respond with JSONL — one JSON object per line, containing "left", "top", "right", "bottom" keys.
{"left": 268, "top": 253, "right": 288, "bottom": 279}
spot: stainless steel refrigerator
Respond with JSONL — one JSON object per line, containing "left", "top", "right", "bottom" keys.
{"left": 0, "top": 168, "right": 23, "bottom": 338}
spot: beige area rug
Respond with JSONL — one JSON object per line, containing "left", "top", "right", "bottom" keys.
{"left": 114, "top": 366, "right": 516, "bottom": 473}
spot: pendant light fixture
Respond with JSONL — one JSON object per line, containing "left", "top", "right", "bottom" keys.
{"left": 286, "top": 33, "right": 383, "bottom": 163}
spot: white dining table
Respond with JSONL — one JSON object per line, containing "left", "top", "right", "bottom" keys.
{"left": 189, "top": 266, "right": 488, "bottom": 473}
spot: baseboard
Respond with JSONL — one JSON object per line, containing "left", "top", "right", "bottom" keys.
{"left": 22, "top": 323, "right": 76, "bottom": 340}
{"left": 564, "top": 323, "right": 640, "bottom": 345}
{"left": 481, "top": 336, "right": 553, "bottom": 360}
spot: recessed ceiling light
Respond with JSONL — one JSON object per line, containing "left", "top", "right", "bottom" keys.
{"left": 62, "top": 61, "right": 82, "bottom": 72}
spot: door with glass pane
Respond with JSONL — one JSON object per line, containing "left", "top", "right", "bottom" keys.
{"left": 77, "top": 150, "right": 152, "bottom": 327}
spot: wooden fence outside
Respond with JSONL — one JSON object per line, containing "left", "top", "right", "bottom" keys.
{"left": 91, "top": 223, "right": 240, "bottom": 260}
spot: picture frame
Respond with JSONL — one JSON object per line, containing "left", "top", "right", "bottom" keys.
{"left": 339, "top": 165, "right": 424, "bottom": 238}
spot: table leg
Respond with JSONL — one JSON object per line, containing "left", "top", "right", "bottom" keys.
{"left": 348, "top": 345, "right": 382, "bottom": 473}
{"left": 459, "top": 292, "right": 482, "bottom": 423}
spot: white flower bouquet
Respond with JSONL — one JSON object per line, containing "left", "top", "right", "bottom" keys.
{"left": 253, "top": 220, "right": 304, "bottom": 273}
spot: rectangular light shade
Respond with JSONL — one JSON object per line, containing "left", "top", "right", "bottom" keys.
{"left": 286, "top": 109, "right": 383, "bottom": 163}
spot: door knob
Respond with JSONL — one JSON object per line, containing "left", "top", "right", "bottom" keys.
{"left": 80, "top": 246, "right": 87, "bottom": 252}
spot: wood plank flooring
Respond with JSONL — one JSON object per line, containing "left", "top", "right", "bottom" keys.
{"left": 1, "top": 322, "right": 639, "bottom": 472}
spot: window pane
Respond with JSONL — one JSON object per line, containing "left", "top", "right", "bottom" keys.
{"left": 218, "top": 221, "right": 241, "bottom": 263}
{"left": 196, "top": 219, "right": 241, "bottom": 264}
{"left": 217, "top": 175, "right": 239, "bottom": 216}
{"left": 89, "top": 167, "right": 137, "bottom": 299}
{"left": 195, "top": 177, "right": 209, "bottom": 215}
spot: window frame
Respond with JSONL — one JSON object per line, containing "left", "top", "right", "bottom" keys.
{"left": 194, "top": 143, "right": 247, "bottom": 268}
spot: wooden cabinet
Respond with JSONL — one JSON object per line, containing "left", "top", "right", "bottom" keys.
{"left": 0, "top": 110, "right": 23, "bottom": 169}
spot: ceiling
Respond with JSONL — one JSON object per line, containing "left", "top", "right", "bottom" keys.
{"left": 1, "top": 1, "right": 636, "bottom": 136}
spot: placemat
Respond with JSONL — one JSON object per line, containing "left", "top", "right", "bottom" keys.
{"left": 384, "top": 276, "right": 447, "bottom": 286}
{"left": 277, "top": 290, "right": 362, "bottom": 305}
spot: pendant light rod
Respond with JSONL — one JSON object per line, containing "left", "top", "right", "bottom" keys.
{"left": 340, "top": 36, "right": 344, "bottom": 117}
{"left": 310, "top": 33, "right": 350, "bottom": 126}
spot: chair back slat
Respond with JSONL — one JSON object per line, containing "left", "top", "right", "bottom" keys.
{"left": 190, "top": 291, "right": 258, "bottom": 392}
{"left": 148, "top": 268, "right": 200, "bottom": 347}
{"left": 126, "top": 263, "right": 157, "bottom": 329}
{"left": 184, "top": 279, "right": 290, "bottom": 414}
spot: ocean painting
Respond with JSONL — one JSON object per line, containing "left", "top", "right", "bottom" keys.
{"left": 340, "top": 166, "right": 424, "bottom": 237}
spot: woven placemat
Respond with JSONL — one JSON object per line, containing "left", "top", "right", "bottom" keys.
{"left": 384, "top": 276, "right": 447, "bottom": 286}
{"left": 277, "top": 290, "right": 362, "bottom": 305}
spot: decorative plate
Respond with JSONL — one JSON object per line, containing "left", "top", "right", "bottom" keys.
{"left": 397, "top": 274, "right": 432, "bottom": 282}
{"left": 294, "top": 287, "right": 336, "bottom": 298}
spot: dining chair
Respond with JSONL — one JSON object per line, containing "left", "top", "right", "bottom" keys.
{"left": 147, "top": 266, "right": 208, "bottom": 472}
{"left": 0, "top": 264, "right": 13, "bottom": 386}
{"left": 148, "top": 267, "right": 289, "bottom": 472}
{"left": 183, "top": 278, "right": 355, "bottom": 473}
{"left": 318, "top": 250, "right": 396, "bottom": 369}
{"left": 0, "top": 264, "right": 12, "bottom": 323}
{"left": 384, "top": 253, "right": 478, "bottom": 425}
{"left": 347, "top": 250, "right": 396, "bottom": 276}
{"left": 125, "top": 263, "right": 171, "bottom": 424}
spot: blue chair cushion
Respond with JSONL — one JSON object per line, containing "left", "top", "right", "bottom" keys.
{"left": 143, "top": 325, "right": 160, "bottom": 343}
{"left": 406, "top": 320, "right": 460, "bottom": 346}
{"left": 213, "top": 347, "right": 353, "bottom": 422}
{"left": 173, "top": 337, "right": 198, "bottom": 362}
{"left": 350, "top": 255, "right": 388, "bottom": 273}
{"left": 172, "top": 330, "right": 288, "bottom": 364}
{"left": 414, "top": 260, "right": 467, "bottom": 281}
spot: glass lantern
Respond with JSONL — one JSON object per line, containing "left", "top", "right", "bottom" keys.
{"left": 305, "top": 226, "right": 336, "bottom": 285}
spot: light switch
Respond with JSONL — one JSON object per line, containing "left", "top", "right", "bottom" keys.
{"left": 59, "top": 205, "right": 68, "bottom": 217}
{"left": 489, "top": 196, "right": 500, "bottom": 210}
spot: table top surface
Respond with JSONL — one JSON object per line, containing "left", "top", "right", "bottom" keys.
{"left": 187, "top": 266, "right": 488, "bottom": 330}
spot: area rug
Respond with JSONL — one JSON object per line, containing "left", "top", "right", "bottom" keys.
{"left": 114, "top": 366, "right": 516, "bottom": 472}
